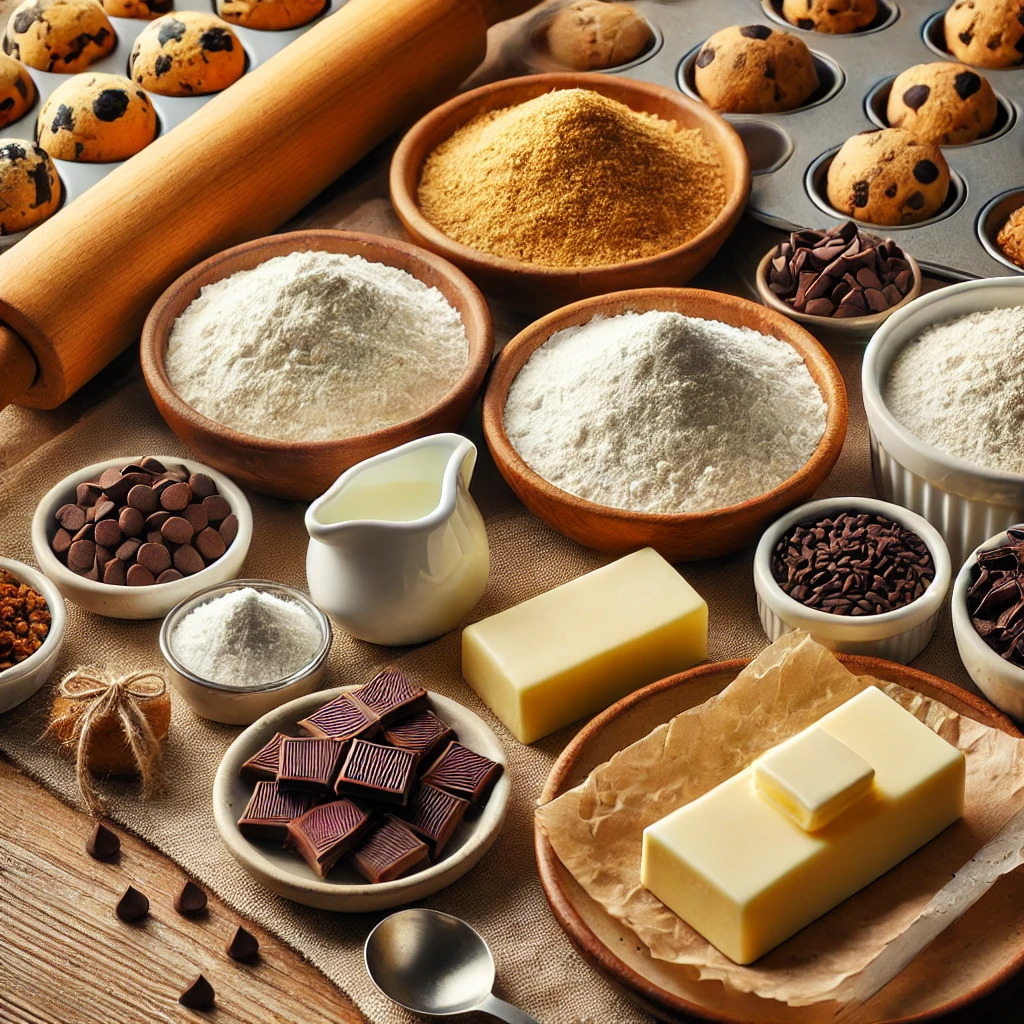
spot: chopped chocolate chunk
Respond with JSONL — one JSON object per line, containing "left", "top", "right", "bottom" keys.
{"left": 277, "top": 737, "right": 347, "bottom": 796}
{"left": 402, "top": 783, "right": 469, "bottom": 856}
{"left": 240, "top": 732, "right": 288, "bottom": 781}
{"left": 912, "top": 159, "right": 939, "bottom": 184}
{"left": 286, "top": 798, "right": 371, "bottom": 877}
{"left": 86, "top": 822, "right": 120, "bottom": 861}
{"left": 349, "top": 815, "right": 430, "bottom": 884}
{"left": 298, "top": 692, "right": 379, "bottom": 741}
{"left": 383, "top": 709, "right": 454, "bottom": 762}
{"left": 336, "top": 739, "right": 418, "bottom": 806}
{"left": 225, "top": 924, "right": 259, "bottom": 961}
{"left": 237, "top": 781, "right": 317, "bottom": 842}
{"left": 902, "top": 84, "right": 930, "bottom": 110}
{"left": 92, "top": 89, "right": 129, "bottom": 122}
{"left": 851, "top": 180, "right": 870, "bottom": 208}
{"left": 115, "top": 885, "right": 149, "bottom": 922}
{"left": 174, "top": 880, "right": 208, "bottom": 916}
{"left": 953, "top": 70, "right": 981, "bottom": 100}
{"left": 350, "top": 669, "right": 427, "bottom": 725}
{"left": 179, "top": 973, "right": 215, "bottom": 1011}
{"left": 422, "top": 742, "right": 502, "bottom": 805}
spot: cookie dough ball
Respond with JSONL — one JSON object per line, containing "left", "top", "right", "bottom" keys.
{"left": 101, "top": 0, "right": 173, "bottom": 20}
{"left": 694, "top": 25, "right": 819, "bottom": 114}
{"left": 781, "top": 0, "right": 877, "bottom": 33}
{"left": 0, "top": 52, "right": 34, "bottom": 129}
{"left": 826, "top": 128, "right": 950, "bottom": 225}
{"left": 945, "top": 0, "right": 1024, "bottom": 69}
{"left": 544, "top": 1, "right": 652, "bottom": 70}
{"left": 130, "top": 13, "right": 244, "bottom": 97}
{"left": 3, "top": 0, "right": 115, "bottom": 73}
{"left": 887, "top": 62, "right": 997, "bottom": 145}
{"left": 0, "top": 139, "right": 59, "bottom": 233}
{"left": 997, "top": 206, "right": 1024, "bottom": 268}
{"left": 37, "top": 73, "right": 156, "bottom": 162}
{"left": 216, "top": 0, "right": 323, "bottom": 31}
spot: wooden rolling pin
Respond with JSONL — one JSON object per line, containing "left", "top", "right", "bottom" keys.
{"left": 0, "top": 0, "right": 538, "bottom": 411}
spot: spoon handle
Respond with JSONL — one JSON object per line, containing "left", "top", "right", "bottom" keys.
{"left": 476, "top": 993, "right": 542, "bottom": 1023}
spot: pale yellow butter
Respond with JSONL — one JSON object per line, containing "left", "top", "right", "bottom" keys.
{"left": 641, "top": 686, "right": 966, "bottom": 964}
{"left": 754, "top": 726, "right": 874, "bottom": 832}
{"left": 461, "top": 547, "right": 707, "bottom": 743}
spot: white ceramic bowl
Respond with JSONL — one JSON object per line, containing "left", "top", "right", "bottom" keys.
{"left": 952, "top": 526, "right": 1024, "bottom": 722}
{"left": 754, "top": 496, "right": 951, "bottom": 663}
{"left": 31, "top": 455, "right": 253, "bottom": 620}
{"left": 160, "top": 579, "right": 332, "bottom": 725}
{"left": 863, "top": 278, "right": 1024, "bottom": 569}
{"left": 0, "top": 558, "right": 67, "bottom": 713}
{"left": 213, "top": 686, "right": 510, "bottom": 911}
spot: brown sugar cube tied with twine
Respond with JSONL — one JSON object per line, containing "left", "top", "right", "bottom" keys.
{"left": 966, "top": 527, "right": 1024, "bottom": 668}
{"left": 286, "top": 798, "right": 371, "bottom": 878}
{"left": 771, "top": 511, "right": 935, "bottom": 615}
{"left": 49, "top": 457, "right": 235, "bottom": 586}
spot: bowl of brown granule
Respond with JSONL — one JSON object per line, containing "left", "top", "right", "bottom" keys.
{"left": 390, "top": 73, "right": 750, "bottom": 314}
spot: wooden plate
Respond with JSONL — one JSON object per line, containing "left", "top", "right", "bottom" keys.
{"left": 213, "top": 687, "right": 509, "bottom": 912}
{"left": 389, "top": 73, "right": 750, "bottom": 315}
{"left": 482, "top": 288, "right": 848, "bottom": 561}
{"left": 140, "top": 230, "right": 494, "bottom": 500}
{"left": 535, "top": 657, "right": 1024, "bottom": 1023}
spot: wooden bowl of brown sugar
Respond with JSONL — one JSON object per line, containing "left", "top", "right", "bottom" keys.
{"left": 141, "top": 230, "right": 494, "bottom": 501}
{"left": 482, "top": 288, "right": 848, "bottom": 562}
{"left": 390, "top": 73, "right": 750, "bottom": 315}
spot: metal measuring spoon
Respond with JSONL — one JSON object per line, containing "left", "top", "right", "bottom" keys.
{"left": 364, "top": 908, "right": 541, "bottom": 1023}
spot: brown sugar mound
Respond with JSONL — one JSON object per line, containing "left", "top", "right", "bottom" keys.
{"left": 416, "top": 88, "right": 727, "bottom": 269}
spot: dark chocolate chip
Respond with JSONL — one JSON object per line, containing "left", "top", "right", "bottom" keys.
{"left": 157, "top": 17, "right": 187, "bottom": 46}
{"left": 187, "top": 473, "right": 216, "bottom": 499}
{"left": 126, "top": 562, "right": 157, "bottom": 587}
{"left": 161, "top": 516, "right": 193, "bottom": 545}
{"left": 219, "top": 514, "right": 238, "bottom": 546}
{"left": 173, "top": 544, "right": 205, "bottom": 576}
{"left": 797, "top": 17, "right": 814, "bottom": 28}
{"left": 199, "top": 27, "right": 233, "bottom": 51}
{"left": 119, "top": 506, "right": 145, "bottom": 537}
{"left": 68, "top": 539, "right": 96, "bottom": 574}
{"left": 225, "top": 924, "right": 259, "bottom": 961}
{"left": 160, "top": 481, "right": 192, "bottom": 511}
{"left": 852, "top": 180, "right": 870, "bottom": 208}
{"left": 115, "top": 885, "right": 149, "bottom": 922}
{"left": 156, "top": 568, "right": 183, "bottom": 584}
{"left": 103, "top": 559, "right": 127, "bottom": 586}
{"left": 202, "top": 494, "right": 231, "bottom": 522}
{"left": 154, "top": 54, "right": 172, "bottom": 77}
{"left": 912, "top": 159, "right": 939, "bottom": 184}
{"left": 56, "top": 503, "right": 85, "bottom": 532}
{"left": 137, "top": 541, "right": 171, "bottom": 574}
{"left": 884, "top": 183, "right": 898, "bottom": 198}
{"left": 178, "top": 974, "right": 215, "bottom": 1011}
{"left": 86, "top": 823, "right": 120, "bottom": 861}
{"left": 173, "top": 880, "right": 207, "bottom": 916}
{"left": 50, "top": 103, "right": 74, "bottom": 134}
{"left": 739, "top": 24, "right": 772, "bottom": 39}
{"left": 901, "top": 84, "right": 930, "bottom": 110}
{"left": 953, "top": 70, "right": 981, "bottom": 100}
{"left": 906, "top": 190, "right": 925, "bottom": 210}
{"left": 695, "top": 45, "right": 715, "bottom": 68}
{"left": 128, "top": 484, "right": 159, "bottom": 513}
{"left": 92, "top": 89, "right": 129, "bottom": 122}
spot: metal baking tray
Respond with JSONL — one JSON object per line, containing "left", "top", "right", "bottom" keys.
{"left": 511, "top": 0, "right": 1024, "bottom": 281}
{"left": 0, "top": 0, "right": 345, "bottom": 251}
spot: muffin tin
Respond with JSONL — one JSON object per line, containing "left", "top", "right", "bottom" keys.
{"left": 0, "top": 0, "right": 344, "bottom": 251}
{"left": 512, "top": 0, "right": 1024, "bottom": 281}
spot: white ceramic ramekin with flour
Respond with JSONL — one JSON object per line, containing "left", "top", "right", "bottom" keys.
{"left": 862, "top": 278, "right": 1024, "bottom": 569}
{"left": 754, "top": 496, "right": 950, "bottom": 664}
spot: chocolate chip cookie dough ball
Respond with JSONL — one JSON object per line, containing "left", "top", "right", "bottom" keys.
{"left": 544, "top": 0, "right": 653, "bottom": 70}
{"left": 37, "top": 73, "right": 156, "bottom": 162}
{"left": 887, "top": 63, "right": 997, "bottom": 145}
{"left": 216, "top": 0, "right": 323, "bottom": 31}
{"left": 0, "top": 52, "right": 34, "bottom": 129}
{"left": 781, "top": 0, "right": 877, "bottom": 33}
{"left": 101, "top": 0, "right": 173, "bottom": 21}
{"left": 694, "top": 25, "right": 819, "bottom": 114}
{"left": 3, "top": 0, "right": 115, "bottom": 73}
{"left": 826, "top": 128, "right": 950, "bottom": 225}
{"left": 130, "top": 13, "right": 244, "bottom": 97}
{"left": 0, "top": 139, "right": 59, "bottom": 233}
{"left": 996, "top": 206, "right": 1024, "bottom": 268}
{"left": 945, "top": 0, "right": 1024, "bottom": 68}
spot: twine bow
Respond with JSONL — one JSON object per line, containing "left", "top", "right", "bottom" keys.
{"left": 48, "top": 668, "right": 166, "bottom": 814}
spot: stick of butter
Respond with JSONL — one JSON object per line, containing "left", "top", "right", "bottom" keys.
{"left": 461, "top": 547, "right": 707, "bottom": 743}
{"left": 641, "top": 686, "right": 966, "bottom": 964}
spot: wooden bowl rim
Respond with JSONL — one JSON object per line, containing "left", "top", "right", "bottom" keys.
{"left": 535, "top": 655, "right": 1024, "bottom": 1024}
{"left": 389, "top": 72, "right": 751, "bottom": 279}
{"left": 481, "top": 287, "right": 850, "bottom": 527}
{"left": 140, "top": 229, "right": 494, "bottom": 455}
{"left": 755, "top": 247, "right": 924, "bottom": 333}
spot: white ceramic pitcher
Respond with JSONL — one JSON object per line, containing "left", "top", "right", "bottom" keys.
{"left": 304, "top": 433, "right": 489, "bottom": 646}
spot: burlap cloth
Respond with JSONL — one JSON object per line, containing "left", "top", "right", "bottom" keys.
{"left": 0, "top": 8, "right": 979, "bottom": 1023}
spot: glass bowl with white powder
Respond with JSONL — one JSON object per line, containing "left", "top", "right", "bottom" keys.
{"left": 159, "top": 579, "right": 332, "bottom": 725}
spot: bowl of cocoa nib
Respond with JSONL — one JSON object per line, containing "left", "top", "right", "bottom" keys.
{"left": 953, "top": 526, "right": 1024, "bottom": 722}
{"left": 754, "top": 496, "right": 950, "bottom": 664}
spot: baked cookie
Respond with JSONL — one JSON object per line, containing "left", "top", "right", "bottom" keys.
{"left": 101, "top": 0, "right": 173, "bottom": 20}
{"left": 694, "top": 24, "right": 819, "bottom": 114}
{"left": 945, "top": 0, "right": 1024, "bottom": 69}
{"left": 826, "top": 128, "right": 950, "bottom": 225}
{"left": 0, "top": 51, "right": 34, "bottom": 129}
{"left": 3, "top": 0, "right": 115, "bottom": 74}
{"left": 781, "top": 0, "right": 877, "bottom": 33}
{"left": 0, "top": 139, "right": 60, "bottom": 233}
{"left": 216, "top": 0, "right": 323, "bottom": 31}
{"left": 543, "top": 0, "right": 653, "bottom": 70}
{"left": 887, "top": 62, "right": 997, "bottom": 145}
{"left": 130, "top": 13, "right": 244, "bottom": 97}
{"left": 996, "top": 205, "right": 1024, "bottom": 268}
{"left": 37, "top": 73, "right": 156, "bottom": 162}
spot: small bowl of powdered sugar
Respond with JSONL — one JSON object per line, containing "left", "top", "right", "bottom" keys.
{"left": 160, "top": 580, "right": 332, "bottom": 725}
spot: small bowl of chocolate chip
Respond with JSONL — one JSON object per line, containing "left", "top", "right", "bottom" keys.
{"left": 756, "top": 221, "right": 921, "bottom": 341}
{"left": 754, "top": 495, "right": 950, "bottom": 663}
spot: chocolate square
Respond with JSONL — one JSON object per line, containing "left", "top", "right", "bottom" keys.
{"left": 421, "top": 742, "right": 502, "bottom": 805}
{"left": 297, "top": 693, "right": 380, "bottom": 742}
{"left": 350, "top": 668, "right": 427, "bottom": 725}
{"left": 335, "top": 739, "right": 417, "bottom": 806}
{"left": 402, "top": 783, "right": 469, "bottom": 857}
{"left": 383, "top": 710, "right": 454, "bottom": 763}
{"left": 348, "top": 814, "right": 429, "bottom": 883}
{"left": 286, "top": 798, "right": 371, "bottom": 878}
{"left": 237, "top": 781, "right": 317, "bottom": 843}
{"left": 277, "top": 737, "right": 347, "bottom": 796}
{"left": 240, "top": 732, "right": 287, "bottom": 781}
